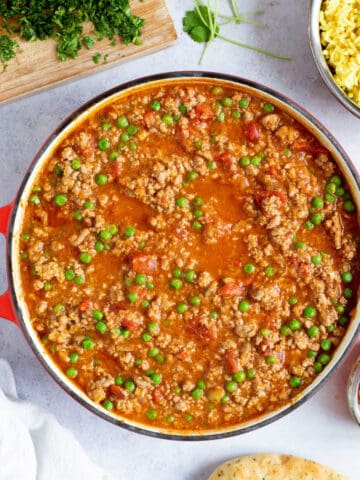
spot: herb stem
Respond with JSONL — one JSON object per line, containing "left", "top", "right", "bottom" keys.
{"left": 218, "top": 34, "right": 291, "bottom": 60}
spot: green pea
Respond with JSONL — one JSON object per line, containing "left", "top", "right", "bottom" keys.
{"left": 221, "top": 97, "right": 233, "bottom": 107}
{"left": 177, "top": 303, "right": 188, "bottom": 314}
{"left": 53, "top": 303, "right": 64, "bottom": 313}
{"left": 238, "top": 300, "right": 250, "bottom": 313}
{"left": 336, "top": 305, "right": 345, "bottom": 314}
{"left": 191, "top": 388, "right": 203, "bottom": 399}
{"left": 95, "top": 174, "right": 108, "bottom": 185}
{"left": 185, "top": 270, "right": 196, "bottom": 283}
{"left": 127, "top": 125, "right": 138, "bottom": 136}
{"left": 314, "top": 362, "right": 323, "bottom": 373}
{"left": 124, "top": 380, "right": 136, "bottom": 392}
{"left": 289, "top": 319, "right": 301, "bottom": 331}
{"left": 92, "top": 310, "right": 103, "bottom": 320}
{"left": 210, "top": 311, "right": 218, "bottom": 319}
{"left": 69, "top": 352, "right": 79, "bottom": 363}
{"left": 80, "top": 252, "right": 92, "bottom": 264}
{"left": 327, "top": 324, "right": 335, "bottom": 333}
{"left": 240, "top": 156, "right": 250, "bottom": 167}
{"left": 109, "top": 151, "right": 118, "bottom": 161}
{"left": 307, "top": 325, "right": 319, "bottom": 338}
{"left": 283, "top": 148, "right": 292, "bottom": 157}
{"left": 232, "top": 109, "right": 241, "bottom": 119}
{"left": 124, "top": 226, "right": 136, "bottom": 238}
{"left": 116, "top": 115, "right": 129, "bottom": 128}
{"left": 289, "top": 376, "right": 302, "bottom": 388}
{"left": 336, "top": 187, "right": 345, "bottom": 196}
{"left": 311, "top": 254, "right": 322, "bottom": 265}
{"left": 44, "top": 282, "right": 51, "bottom": 291}
{"left": 172, "top": 268, "right": 182, "bottom": 278}
{"left": 71, "top": 159, "right": 81, "bottom": 170}
{"left": 344, "top": 200, "right": 355, "bottom": 212}
{"left": 239, "top": 98, "right": 249, "bottom": 108}
{"left": 147, "top": 347, "right": 159, "bottom": 358}
{"left": 193, "top": 209, "right": 203, "bottom": 218}
{"left": 295, "top": 241, "right": 307, "bottom": 249}
{"left": 251, "top": 155, "right": 262, "bottom": 167}
{"left": 329, "top": 175, "right": 341, "bottom": 186}
{"left": 135, "top": 273, "right": 147, "bottom": 286}
{"left": 338, "top": 315, "right": 349, "bottom": 326}
{"left": 342, "top": 272, "right": 353, "bottom": 283}
{"left": 194, "top": 139, "right": 202, "bottom": 150}
{"left": 115, "top": 376, "right": 123, "bottom": 385}
{"left": 233, "top": 371, "right": 246, "bottom": 383}
{"left": 260, "top": 328, "right": 270, "bottom": 337}
{"left": 147, "top": 322, "right": 160, "bottom": 335}
{"left": 66, "top": 367, "right": 78, "bottom": 378}
{"left": 326, "top": 183, "right": 337, "bottom": 194}
{"left": 146, "top": 282, "right": 154, "bottom": 290}
{"left": 84, "top": 200, "right": 94, "bottom": 209}
{"left": 305, "top": 220, "right": 314, "bottom": 230}
{"left": 73, "top": 210, "right": 83, "bottom": 221}
{"left": 96, "top": 321, "right": 107, "bottom": 334}
{"left": 120, "top": 328, "right": 130, "bottom": 338}
{"left": 54, "top": 194, "right": 67, "bottom": 206}
{"left": 151, "top": 99, "right": 161, "bottom": 111}
{"left": 225, "top": 381, "right": 237, "bottom": 393}
{"left": 176, "top": 197, "right": 188, "bottom": 208}
{"left": 307, "top": 349, "right": 317, "bottom": 359}
{"left": 303, "top": 306, "right": 316, "bottom": 318}
{"left": 344, "top": 287, "right": 353, "bottom": 298}
{"left": 190, "top": 295, "right": 201, "bottom": 307}
{"left": 179, "top": 103, "right": 187, "bottom": 114}
{"left": 280, "top": 325, "right": 291, "bottom": 337}
{"left": 318, "top": 353, "right": 331, "bottom": 365}
{"left": 263, "top": 103, "right": 274, "bottom": 113}
{"left": 167, "top": 414, "right": 175, "bottom": 423}
{"left": 95, "top": 241, "right": 104, "bottom": 252}
{"left": 162, "top": 114, "right": 173, "bottom": 126}
{"left": 265, "top": 266, "right": 275, "bottom": 277}
{"left": 127, "top": 292, "right": 138, "bottom": 303}
{"left": 243, "top": 263, "right": 255, "bottom": 274}
{"left": 100, "top": 230, "right": 112, "bottom": 241}
{"left": 265, "top": 355, "right": 277, "bottom": 365}
{"left": 320, "top": 339, "right": 332, "bottom": 351}
{"left": 142, "top": 332, "right": 152, "bottom": 342}
{"left": 30, "top": 194, "right": 40, "bottom": 205}
{"left": 311, "top": 213, "right": 323, "bottom": 225}
{"left": 152, "top": 373, "right": 162, "bottom": 385}
{"left": 121, "top": 132, "right": 129, "bottom": 143}
{"left": 289, "top": 296, "right": 298, "bottom": 305}
{"left": 188, "top": 171, "right": 199, "bottom": 181}
{"left": 246, "top": 368, "right": 256, "bottom": 379}
{"left": 325, "top": 193, "right": 335, "bottom": 203}
{"left": 192, "top": 220, "right": 202, "bottom": 230}
{"left": 207, "top": 161, "right": 217, "bottom": 170}
{"left": 98, "top": 138, "right": 110, "bottom": 150}
{"left": 65, "top": 268, "right": 75, "bottom": 280}
{"left": 82, "top": 337, "right": 94, "bottom": 350}
{"left": 184, "top": 414, "right": 193, "bottom": 422}
{"left": 216, "top": 111, "right": 225, "bottom": 122}
{"left": 311, "top": 197, "right": 324, "bottom": 209}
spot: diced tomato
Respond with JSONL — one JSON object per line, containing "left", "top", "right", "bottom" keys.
{"left": 177, "top": 350, "right": 190, "bottom": 361}
{"left": 244, "top": 121, "right": 261, "bottom": 142}
{"left": 194, "top": 104, "right": 214, "bottom": 122}
{"left": 131, "top": 253, "right": 158, "bottom": 274}
{"left": 121, "top": 318, "right": 138, "bottom": 331}
{"left": 217, "top": 152, "right": 234, "bottom": 167}
{"left": 152, "top": 388, "right": 164, "bottom": 404}
{"left": 267, "top": 165, "right": 282, "bottom": 180}
{"left": 109, "top": 384, "right": 127, "bottom": 399}
{"left": 110, "top": 161, "right": 122, "bottom": 178}
{"left": 143, "top": 110, "right": 156, "bottom": 128}
{"left": 78, "top": 298, "right": 91, "bottom": 312}
{"left": 186, "top": 317, "right": 217, "bottom": 342}
{"left": 219, "top": 281, "right": 244, "bottom": 297}
{"left": 255, "top": 190, "right": 287, "bottom": 206}
{"left": 292, "top": 138, "right": 327, "bottom": 155}
{"left": 225, "top": 350, "right": 241, "bottom": 374}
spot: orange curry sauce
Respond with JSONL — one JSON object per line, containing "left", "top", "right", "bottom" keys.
{"left": 19, "top": 80, "right": 359, "bottom": 431}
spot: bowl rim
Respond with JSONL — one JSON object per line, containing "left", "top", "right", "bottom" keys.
{"left": 308, "top": 0, "right": 360, "bottom": 118}
{"left": 7, "top": 70, "right": 360, "bottom": 440}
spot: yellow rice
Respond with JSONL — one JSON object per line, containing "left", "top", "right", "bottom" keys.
{"left": 319, "top": 0, "right": 360, "bottom": 107}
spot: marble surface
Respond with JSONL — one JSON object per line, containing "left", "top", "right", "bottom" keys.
{"left": 1, "top": 1, "right": 360, "bottom": 478}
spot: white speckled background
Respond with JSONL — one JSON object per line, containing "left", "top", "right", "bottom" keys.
{"left": 1, "top": 1, "right": 360, "bottom": 478}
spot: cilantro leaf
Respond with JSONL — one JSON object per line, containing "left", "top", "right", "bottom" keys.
{"left": 189, "top": 25, "right": 210, "bottom": 43}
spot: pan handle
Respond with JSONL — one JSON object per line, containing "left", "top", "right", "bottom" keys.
{"left": 0, "top": 202, "right": 17, "bottom": 324}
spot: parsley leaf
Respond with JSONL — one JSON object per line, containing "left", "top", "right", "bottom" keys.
{"left": 183, "top": 0, "right": 290, "bottom": 64}
{"left": 0, "top": 35, "right": 18, "bottom": 71}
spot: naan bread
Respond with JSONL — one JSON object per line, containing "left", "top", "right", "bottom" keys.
{"left": 208, "top": 454, "right": 348, "bottom": 480}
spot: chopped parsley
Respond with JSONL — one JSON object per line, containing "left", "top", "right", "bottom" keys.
{"left": 0, "top": 0, "right": 144, "bottom": 69}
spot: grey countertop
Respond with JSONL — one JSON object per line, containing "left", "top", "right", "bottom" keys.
{"left": 1, "top": 1, "right": 360, "bottom": 478}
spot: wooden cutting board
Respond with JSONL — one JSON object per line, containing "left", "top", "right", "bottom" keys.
{"left": 0, "top": 0, "right": 177, "bottom": 105}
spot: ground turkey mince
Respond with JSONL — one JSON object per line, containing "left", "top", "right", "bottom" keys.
{"left": 19, "top": 80, "right": 360, "bottom": 431}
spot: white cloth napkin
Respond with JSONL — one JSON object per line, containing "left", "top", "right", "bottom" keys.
{"left": 0, "top": 359, "right": 113, "bottom": 480}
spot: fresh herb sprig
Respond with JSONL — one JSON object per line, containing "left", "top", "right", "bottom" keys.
{"left": 0, "top": 0, "right": 144, "bottom": 70}
{"left": 183, "top": 0, "right": 290, "bottom": 64}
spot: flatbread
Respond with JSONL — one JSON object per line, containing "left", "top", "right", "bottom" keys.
{"left": 208, "top": 454, "right": 349, "bottom": 480}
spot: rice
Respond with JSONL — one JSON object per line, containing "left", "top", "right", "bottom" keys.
{"left": 319, "top": 0, "right": 360, "bottom": 107}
